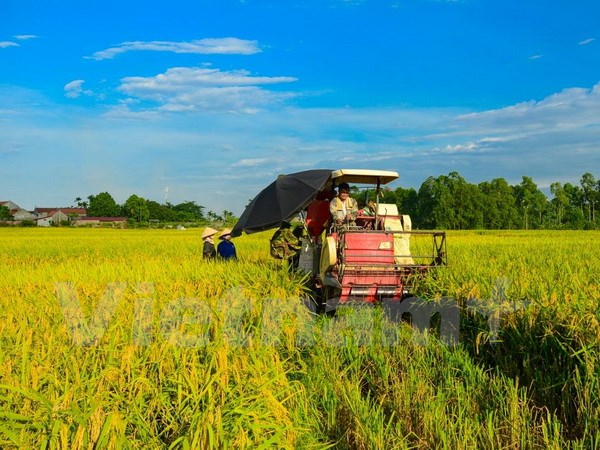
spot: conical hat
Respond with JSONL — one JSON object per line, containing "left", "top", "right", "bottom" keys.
{"left": 219, "top": 228, "right": 233, "bottom": 239}
{"left": 201, "top": 227, "right": 218, "bottom": 239}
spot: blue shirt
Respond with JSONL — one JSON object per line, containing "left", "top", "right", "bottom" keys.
{"left": 217, "top": 239, "right": 237, "bottom": 260}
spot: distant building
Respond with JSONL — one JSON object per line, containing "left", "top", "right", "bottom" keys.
{"left": 0, "top": 201, "right": 35, "bottom": 221}
{"left": 34, "top": 211, "right": 70, "bottom": 226}
{"left": 0, "top": 201, "right": 20, "bottom": 211}
{"left": 73, "top": 217, "right": 126, "bottom": 228}
{"left": 30, "top": 207, "right": 86, "bottom": 225}
{"left": 34, "top": 207, "right": 87, "bottom": 219}
{"left": 12, "top": 209, "right": 35, "bottom": 221}
{"left": 1, "top": 202, "right": 91, "bottom": 225}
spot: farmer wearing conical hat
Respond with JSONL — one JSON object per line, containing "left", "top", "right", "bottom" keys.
{"left": 217, "top": 228, "right": 237, "bottom": 260}
{"left": 201, "top": 227, "right": 218, "bottom": 260}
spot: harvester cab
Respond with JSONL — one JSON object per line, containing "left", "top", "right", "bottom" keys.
{"left": 297, "top": 169, "right": 447, "bottom": 308}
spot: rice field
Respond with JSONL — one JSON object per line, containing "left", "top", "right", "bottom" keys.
{"left": 1, "top": 227, "right": 599, "bottom": 449}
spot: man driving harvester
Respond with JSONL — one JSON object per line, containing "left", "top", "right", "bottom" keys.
{"left": 329, "top": 182, "right": 358, "bottom": 227}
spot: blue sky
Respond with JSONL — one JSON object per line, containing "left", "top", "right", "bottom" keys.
{"left": 1, "top": 0, "right": 599, "bottom": 214}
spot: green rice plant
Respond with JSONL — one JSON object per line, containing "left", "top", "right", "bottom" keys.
{"left": 1, "top": 228, "right": 599, "bottom": 448}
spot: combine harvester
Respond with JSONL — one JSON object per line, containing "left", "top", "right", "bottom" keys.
{"left": 232, "top": 169, "right": 447, "bottom": 311}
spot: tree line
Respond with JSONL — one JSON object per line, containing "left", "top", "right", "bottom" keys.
{"left": 9, "top": 170, "right": 594, "bottom": 229}
{"left": 352, "top": 171, "right": 600, "bottom": 230}
{"left": 77, "top": 192, "right": 235, "bottom": 225}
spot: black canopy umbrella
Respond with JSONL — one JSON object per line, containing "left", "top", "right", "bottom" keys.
{"left": 232, "top": 169, "right": 332, "bottom": 236}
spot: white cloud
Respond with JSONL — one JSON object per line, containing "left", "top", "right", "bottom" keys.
{"left": 116, "top": 67, "right": 298, "bottom": 113}
{"left": 578, "top": 38, "right": 595, "bottom": 45}
{"left": 3, "top": 82, "right": 600, "bottom": 213}
{"left": 88, "top": 38, "right": 261, "bottom": 60}
{"left": 232, "top": 158, "right": 271, "bottom": 167}
{"left": 528, "top": 54, "right": 543, "bottom": 60}
{"left": 405, "top": 83, "right": 600, "bottom": 182}
{"left": 456, "top": 83, "right": 600, "bottom": 131}
{"left": 1, "top": 35, "right": 37, "bottom": 49}
{"left": 441, "top": 142, "right": 479, "bottom": 153}
{"left": 64, "top": 80, "right": 93, "bottom": 98}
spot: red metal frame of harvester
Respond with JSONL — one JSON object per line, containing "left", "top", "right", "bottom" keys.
{"left": 329, "top": 226, "right": 446, "bottom": 303}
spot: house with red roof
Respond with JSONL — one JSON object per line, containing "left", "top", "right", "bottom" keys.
{"left": 2, "top": 202, "right": 91, "bottom": 225}
{"left": 0, "top": 201, "right": 35, "bottom": 221}
{"left": 32, "top": 207, "right": 87, "bottom": 226}
{"left": 34, "top": 207, "right": 87, "bottom": 218}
